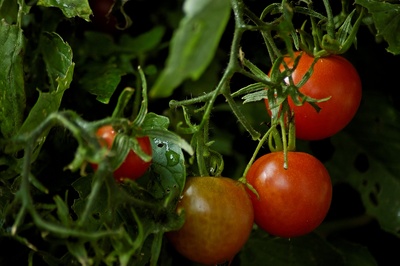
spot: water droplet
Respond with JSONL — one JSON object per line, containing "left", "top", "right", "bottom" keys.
{"left": 166, "top": 149, "right": 180, "bottom": 166}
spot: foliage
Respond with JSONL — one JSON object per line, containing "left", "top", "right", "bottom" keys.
{"left": 1, "top": 0, "right": 400, "bottom": 265}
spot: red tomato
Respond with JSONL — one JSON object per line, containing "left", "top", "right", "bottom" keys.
{"left": 246, "top": 152, "right": 332, "bottom": 237}
{"left": 166, "top": 176, "right": 254, "bottom": 265}
{"left": 266, "top": 51, "right": 362, "bottom": 140}
{"left": 89, "top": 0, "right": 117, "bottom": 32}
{"left": 91, "top": 125, "right": 152, "bottom": 182}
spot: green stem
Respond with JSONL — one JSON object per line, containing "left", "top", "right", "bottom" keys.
{"left": 224, "top": 92, "right": 260, "bottom": 140}
{"left": 323, "top": 0, "right": 336, "bottom": 39}
{"left": 132, "top": 66, "right": 149, "bottom": 127}
{"left": 196, "top": 130, "right": 208, "bottom": 176}
{"left": 287, "top": 111, "right": 296, "bottom": 151}
{"left": 242, "top": 126, "right": 275, "bottom": 178}
{"left": 279, "top": 114, "right": 289, "bottom": 169}
{"left": 309, "top": 4, "right": 321, "bottom": 54}
{"left": 169, "top": 91, "right": 214, "bottom": 108}
{"left": 268, "top": 127, "right": 283, "bottom": 152}
{"left": 112, "top": 87, "right": 135, "bottom": 119}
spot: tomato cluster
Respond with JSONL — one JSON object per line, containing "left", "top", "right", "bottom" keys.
{"left": 266, "top": 51, "right": 362, "bottom": 140}
{"left": 166, "top": 153, "right": 332, "bottom": 263}
{"left": 91, "top": 125, "right": 152, "bottom": 182}
{"left": 157, "top": 51, "right": 360, "bottom": 262}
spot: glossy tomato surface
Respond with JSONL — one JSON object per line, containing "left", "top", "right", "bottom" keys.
{"left": 92, "top": 125, "right": 152, "bottom": 182}
{"left": 166, "top": 176, "right": 254, "bottom": 265}
{"left": 246, "top": 152, "right": 332, "bottom": 237}
{"left": 266, "top": 51, "right": 362, "bottom": 140}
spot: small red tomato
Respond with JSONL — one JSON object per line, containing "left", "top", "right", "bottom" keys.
{"left": 265, "top": 51, "right": 362, "bottom": 140}
{"left": 246, "top": 151, "right": 332, "bottom": 237}
{"left": 91, "top": 125, "right": 152, "bottom": 182}
{"left": 89, "top": 0, "right": 118, "bottom": 32}
{"left": 166, "top": 176, "right": 254, "bottom": 265}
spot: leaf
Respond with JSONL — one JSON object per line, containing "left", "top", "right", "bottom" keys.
{"left": 144, "top": 136, "right": 187, "bottom": 201}
{"left": 149, "top": 0, "right": 231, "bottom": 98}
{"left": 79, "top": 60, "right": 125, "bottom": 104}
{"left": 326, "top": 91, "right": 400, "bottom": 237}
{"left": 142, "top": 112, "right": 171, "bottom": 130}
{"left": 142, "top": 113, "right": 194, "bottom": 155}
{"left": 355, "top": 0, "right": 400, "bottom": 55}
{"left": 16, "top": 33, "right": 74, "bottom": 140}
{"left": 0, "top": 20, "right": 26, "bottom": 139}
{"left": 241, "top": 229, "right": 377, "bottom": 265}
{"left": 0, "top": 0, "right": 19, "bottom": 23}
{"left": 240, "top": 230, "right": 345, "bottom": 265}
{"left": 37, "top": 0, "right": 92, "bottom": 21}
{"left": 119, "top": 26, "right": 165, "bottom": 55}
{"left": 330, "top": 238, "right": 378, "bottom": 266}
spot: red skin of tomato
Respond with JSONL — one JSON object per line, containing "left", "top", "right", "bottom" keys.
{"left": 266, "top": 51, "right": 362, "bottom": 140}
{"left": 246, "top": 152, "right": 332, "bottom": 237}
{"left": 166, "top": 176, "right": 254, "bottom": 265}
{"left": 89, "top": 0, "right": 118, "bottom": 32}
{"left": 91, "top": 125, "right": 152, "bottom": 182}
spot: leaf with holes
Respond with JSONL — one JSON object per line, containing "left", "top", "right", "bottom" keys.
{"left": 240, "top": 228, "right": 376, "bottom": 265}
{"left": 326, "top": 90, "right": 400, "bottom": 237}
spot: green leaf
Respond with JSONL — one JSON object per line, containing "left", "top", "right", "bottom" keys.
{"left": 142, "top": 112, "right": 171, "bottom": 130}
{"left": 355, "top": 0, "right": 400, "bottom": 55}
{"left": 17, "top": 33, "right": 75, "bottom": 136}
{"left": 142, "top": 113, "right": 194, "bottom": 155}
{"left": 0, "top": 20, "right": 26, "bottom": 139}
{"left": 149, "top": 0, "right": 231, "bottom": 98}
{"left": 79, "top": 60, "right": 125, "bottom": 104}
{"left": 119, "top": 26, "right": 165, "bottom": 55}
{"left": 326, "top": 91, "right": 400, "bottom": 237}
{"left": 240, "top": 230, "right": 345, "bottom": 265}
{"left": 0, "top": 0, "right": 19, "bottom": 24}
{"left": 241, "top": 229, "right": 377, "bottom": 265}
{"left": 330, "top": 238, "right": 378, "bottom": 266}
{"left": 37, "top": 0, "right": 92, "bottom": 21}
{"left": 143, "top": 136, "right": 187, "bottom": 200}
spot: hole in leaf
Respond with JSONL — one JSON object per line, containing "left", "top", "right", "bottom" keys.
{"left": 92, "top": 212, "right": 101, "bottom": 220}
{"left": 354, "top": 153, "right": 369, "bottom": 173}
{"left": 0, "top": 164, "right": 9, "bottom": 172}
{"left": 374, "top": 182, "right": 381, "bottom": 194}
{"left": 369, "top": 191, "right": 378, "bottom": 207}
{"left": 309, "top": 138, "right": 335, "bottom": 163}
{"left": 15, "top": 150, "right": 25, "bottom": 159}
{"left": 157, "top": 143, "right": 164, "bottom": 148}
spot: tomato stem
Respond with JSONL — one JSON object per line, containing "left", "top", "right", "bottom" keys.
{"left": 112, "top": 87, "right": 135, "bottom": 119}
{"left": 242, "top": 126, "right": 275, "bottom": 178}
{"left": 279, "top": 114, "right": 289, "bottom": 169}
{"left": 322, "top": 0, "right": 336, "bottom": 40}
{"left": 287, "top": 111, "right": 296, "bottom": 151}
{"left": 268, "top": 127, "right": 283, "bottom": 152}
{"left": 132, "top": 66, "right": 149, "bottom": 127}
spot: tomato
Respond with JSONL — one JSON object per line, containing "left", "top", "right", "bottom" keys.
{"left": 89, "top": 0, "right": 117, "bottom": 32}
{"left": 265, "top": 51, "right": 362, "bottom": 140}
{"left": 166, "top": 176, "right": 254, "bottom": 265}
{"left": 246, "top": 152, "right": 332, "bottom": 237}
{"left": 91, "top": 125, "right": 152, "bottom": 182}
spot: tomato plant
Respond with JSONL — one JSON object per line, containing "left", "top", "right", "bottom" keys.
{"left": 91, "top": 125, "right": 152, "bottom": 182}
{"left": 246, "top": 151, "right": 332, "bottom": 237}
{"left": 166, "top": 176, "right": 254, "bottom": 265}
{"left": 2, "top": 0, "right": 400, "bottom": 265}
{"left": 265, "top": 51, "right": 362, "bottom": 140}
